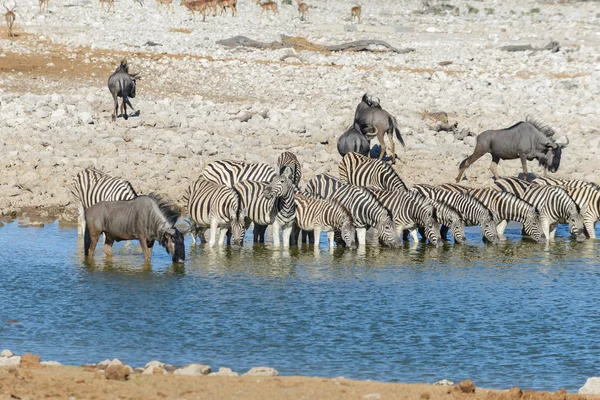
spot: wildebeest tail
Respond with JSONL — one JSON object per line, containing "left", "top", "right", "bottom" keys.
{"left": 390, "top": 116, "right": 405, "bottom": 148}
{"left": 84, "top": 223, "right": 91, "bottom": 256}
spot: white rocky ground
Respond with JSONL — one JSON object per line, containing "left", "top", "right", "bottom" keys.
{"left": 0, "top": 0, "right": 599, "bottom": 220}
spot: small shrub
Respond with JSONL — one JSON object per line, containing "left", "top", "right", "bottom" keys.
{"left": 484, "top": 7, "right": 494, "bottom": 14}
{"left": 282, "top": 0, "right": 292, "bottom": 5}
{"left": 509, "top": 10, "right": 515, "bottom": 14}
{"left": 466, "top": 3, "right": 479, "bottom": 14}
{"left": 529, "top": 7, "right": 540, "bottom": 13}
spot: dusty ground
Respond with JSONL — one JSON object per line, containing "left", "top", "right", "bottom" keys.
{"left": 0, "top": 365, "right": 598, "bottom": 400}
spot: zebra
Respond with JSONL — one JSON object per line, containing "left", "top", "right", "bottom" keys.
{"left": 490, "top": 177, "right": 531, "bottom": 198}
{"left": 71, "top": 168, "right": 137, "bottom": 236}
{"left": 532, "top": 176, "right": 600, "bottom": 190}
{"left": 427, "top": 198, "right": 467, "bottom": 244}
{"left": 494, "top": 183, "right": 586, "bottom": 242}
{"left": 234, "top": 173, "right": 296, "bottom": 248}
{"left": 183, "top": 178, "right": 246, "bottom": 247}
{"left": 562, "top": 186, "right": 600, "bottom": 238}
{"left": 468, "top": 188, "right": 545, "bottom": 243}
{"left": 368, "top": 188, "right": 441, "bottom": 246}
{"left": 412, "top": 184, "right": 500, "bottom": 244}
{"left": 338, "top": 152, "right": 408, "bottom": 192}
{"left": 201, "top": 159, "right": 277, "bottom": 241}
{"left": 201, "top": 160, "right": 276, "bottom": 188}
{"left": 277, "top": 152, "right": 302, "bottom": 190}
{"left": 293, "top": 193, "right": 356, "bottom": 250}
{"left": 305, "top": 174, "right": 399, "bottom": 247}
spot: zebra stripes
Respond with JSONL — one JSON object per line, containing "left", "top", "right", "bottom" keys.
{"left": 71, "top": 168, "right": 137, "bottom": 235}
{"left": 234, "top": 173, "right": 296, "bottom": 248}
{"left": 469, "top": 188, "right": 545, "bottom": 242}
{"left": 294, "top": 193, "right": 356, "bottom": 249}
{"left": 412, "top": 184, "right": 500, "bottom": 243}
{"left": 305, "top": 174, "right": 399, "bottom": 247}
{"left": 339, "top": 152, "right": 408, "bottom": 191}
{"left": 427, "top": 198, "right": 466, "bottom": 244}
{"left": 563, "top": 186, "right": 600, "bottom": 238}
{"left": 497, "top": 184, "right": 586, "bottom": 242}
{"left": 532, "top": 176, "right": 600, "bottom": 190}
{"left": 183, "top": 178, "right": 246, "bottom": 247}
{"left": 368, "top": 189, "right": 440, "bottom": 246}
{"left": 202, "top": 160, "right": 276, "bottom": 188}
{"left": 490, "top": 177, "right": 531, "bottom": 198}
{"left": 277, "top": 152, "right": 302, "bottom": 190}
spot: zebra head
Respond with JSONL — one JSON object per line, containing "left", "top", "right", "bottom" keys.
{"left": 263, "top": 172, "right": 294, "bottom": 200}
{"left": 567, "top": 204, "right": 587, "bottom": 242}
{"left": 340, "top": 218, "right": 357, "bottom": 249}
{"left": 482, "top": 217, "right": 500, "bottom": 244}
{"left": 523, "top": 210, "right": 546, "bottom": 243}
{"left": 420, "top": 206, "right": 442, "bottom": 247}
{"left": 377, "top": 216, "right": 400, "bottom": 248}
{"left": 229, "top": 207, "right": 247, "bottom": 246}
{"left": 450, "top": 218, "right": 467, "bottom": 244}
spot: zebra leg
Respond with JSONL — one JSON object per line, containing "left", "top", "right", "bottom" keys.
{"left": 496, "top": 220, "right": 508, "bottom": 236}
{"left": 313, "top": 227, "right": 322, "bottom": 251}
{"left": 356, "top": 228, "right": 367, "bottom": 246}
{"left": 218, "top": 228, "right": 228, "bottom": 246}
{"left": 584, "top": 220, "right": 596, "bottom": 239}
{"left": 549, "top": 223, "right": 558, "bottom": 240}
{"left": 271, "top": 221, "right": 282, "bottom": 248}
{"left": 290, "top": 224, "right": 300, "bottom": 246}
{"left": 409, "top": 229, "right": 419, "bottom": 243}
{"left": 440, "top": 225, "right": 450, "bottom": 241}
{"left": 327, "top": 231, "right": 335, "bottom": 248}
{"left": 209, "top": 220, "right": 219, "bottom": 247}
{"left": 78, "top": 203, "right": 86, "bottom": 236}
{"left": 282, "top": 225, "right": 293, "bottom": 249}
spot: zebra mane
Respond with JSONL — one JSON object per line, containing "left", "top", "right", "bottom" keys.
{"left": 526, "top": 116, "right": 556, "bottom": 138}
{"left": 147, "top": 193, "right": 180, "bottom": 226}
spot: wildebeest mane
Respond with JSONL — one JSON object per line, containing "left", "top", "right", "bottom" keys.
{"left": 115, "top": 59, "right": 129, "bottom": 74}
{"left": 147, "top": 193, "right": 180, "bottom": 226}
{"left": 526, "top": 116, "right": 556, "bottom": 138}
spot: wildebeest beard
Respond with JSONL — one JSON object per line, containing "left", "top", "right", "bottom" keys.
{"left": 538, "top": 146, "right": 562, "bottom": 173}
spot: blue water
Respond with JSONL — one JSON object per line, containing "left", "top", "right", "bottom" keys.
{"left": 1, "top": 220, "right": 599, "bottom": 391}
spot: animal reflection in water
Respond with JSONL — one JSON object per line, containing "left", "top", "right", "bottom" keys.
{"left": 84, "top": 194, "right": 185, "bottom": 263}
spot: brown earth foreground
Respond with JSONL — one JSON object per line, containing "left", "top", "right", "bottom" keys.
{"left": 0, "top": 365, "right": 597, "bottom": 400}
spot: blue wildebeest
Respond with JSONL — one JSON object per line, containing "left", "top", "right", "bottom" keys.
{"left": 108, "top": 59, "right": 140, "bottom": 122}
{"left": 456, "top": 117, "right": 569, "bottom": 183}
{"left": 84, "top": 195, "right": 185, "bottom": 263}
{"left": 337, "top": 123, "right": 370, "bottom": 158}
{"left": 353, "top": 93, "right": 405, "bottom": 163}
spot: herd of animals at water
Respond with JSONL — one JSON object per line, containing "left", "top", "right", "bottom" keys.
{"left": 65, "top": 59, "right": 600, "bottom": 264}
{"left": 3, "top": 0, "right": 362, "bottom": 36}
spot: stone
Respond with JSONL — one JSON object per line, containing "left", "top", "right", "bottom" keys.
{"left": 173, "top": 364, "right": 211, "bottom": 376}
{"left": 20, "top": 353, "right": 41, "bottom": 368}
{"left": 433, "top": 379, "right": 454, "bottom": 386}
{"left": 41, "top": 361, "right": 62, "bottom": 367}
{"left": 97, "top": 359, "right": 112, "bottom": 369}
{"left": 244, "top": 367, "right": 279, "bottom": 377}
{"left": 1, "top": 349, "right": 14, "bottom": 357}
{"left": 215, "top": 367, "right": 238, "bottom": 377}
{"left": 105, "top": 364, "right": 130, "bottom": 381}
{"left": 508, "top": 387, "right": 523, "bottom": 398}
{"left": 458, "top": 379, "right": 476, "bottom": 393}
{"left": 0, "top": 356, "right": 21, "bottom": 367}
{"left": 78, "top": 112, "right": 94, "bottom": 124}
{"left": 362, "top": 394, "right": 382, "bottom": 400}
{"left": 579, "top": 377, "right": 600, "bottom": 394}
{"left": 144, "top": 360, "right": 166, "bottom": 370}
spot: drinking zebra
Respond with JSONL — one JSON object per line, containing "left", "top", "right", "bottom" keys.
{"left": 469, "top": 188, "right": 545, "bottom": 242}
{"left": 305, "top": 174, "right": 399, "bottom": 247}
{"left": 561, "top": 186, "right": 600, "bottom": 238}
{"left": 201, "top": 159, "right": 277, "bottom": 241}
{"left": 490, "top": 177, "right": 531, "bottom": 198}
{"left": 426, "top": 198, "right": 467, "bottom": 244}
{"left": 412, "top": 184, "right": 500, "bottom": 244}
{"left": 368, "top": 188, "right": 441, "bottom": 246}
{"left": 71, "top": 168, "right": 137, "bottom": 236}
{"left": 277, "top": 152, "right": 302, "bottom": 190}
{"left": 183, "top": 178, "right": 246, "bottom": 247}
{"left": 293, "top": 193, "right": 356, "bottom": 250}
{"left": 338, "top": 152, "right": 408, "bottom": 191}
{"left": 234, "top": 173, "right": 296, "bottom": 248}
{"left": 493, "top": 181, "right": 586, "bottom": 242}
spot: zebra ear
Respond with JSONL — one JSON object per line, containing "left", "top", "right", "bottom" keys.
{"left": 282, "top": 166, "right": 293, "bottom": 180}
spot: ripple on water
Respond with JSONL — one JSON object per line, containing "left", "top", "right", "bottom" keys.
{"left": 0, "top": 220, "right": 599, "bottom": 391}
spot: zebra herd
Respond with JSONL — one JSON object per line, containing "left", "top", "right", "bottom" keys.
{"left": 70, "top": 151, "right": 599, "bottom": 260}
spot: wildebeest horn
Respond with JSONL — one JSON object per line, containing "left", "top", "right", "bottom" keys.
{"left": 555, "top": 135, "right": 569, "bottom": 148}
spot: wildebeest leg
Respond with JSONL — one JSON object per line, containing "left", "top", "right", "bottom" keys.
{"left": 490, "top": 154, "right": 501, "bottom": 180}
{"left": 122, "top": 96, "right": 129, "bottom": 120}
{"left": 456, "top": 141, "right": 488, "bottom": 183}
{"left": 86, "top": 230, "right": 101, "bottom": 257}
{"left": 377, "top": 129, "right": 386, "bottom": 161}
{"left": 103, "top": 235, "right": 115, "bottom": 256}
{"left": 388, "top": 132, "right": 396, "bottom": 164}
{"left": 139, "top": 237, "right": 153, "bottom": 260}
{"left": 520, "top": 156, "right": 528, "bottom": 182}
{"left": 112, "top": 93, "right": 119, "bottom": 121}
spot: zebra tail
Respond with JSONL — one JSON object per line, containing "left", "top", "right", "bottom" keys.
{"left": 390, "top": 116, "right": 405, "bottom": 148}
{"left": 84, "top": 224, "right": 91, "bottom": 256}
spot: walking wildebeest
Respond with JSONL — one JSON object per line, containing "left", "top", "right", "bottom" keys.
{"left": 456, "top": 117, "right": 569, "bottom": 183}
{"left": 354, "top": 93, "right": 405, "bottom": 164}
{"left": 84, "top": 195, "right": 185, "bottom": 263}
{"left": 107, "top": 59, "right": 140, "bottom": 122}
{"left": 337, "top": 123, "right": 370, "bottom": 158}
